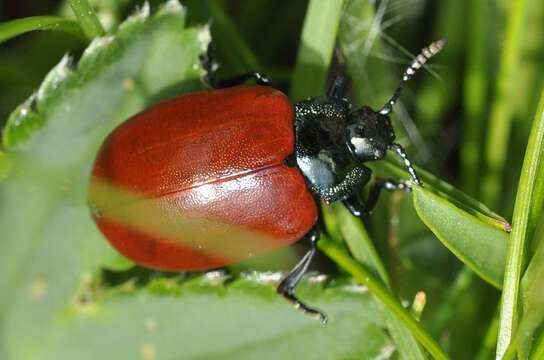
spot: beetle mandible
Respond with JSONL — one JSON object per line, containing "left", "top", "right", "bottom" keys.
{"left": 89, "top": 39, "right": 447, "bottom": 324}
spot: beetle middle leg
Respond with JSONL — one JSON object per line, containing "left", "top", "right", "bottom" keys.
{"left": 199, "top": 44, "right": 272, "bottom": 88}
{"left": 277, "top": 225, "right": 327, "bottom": 325}
{"left": 343, "top": 177, "right": 412, "bottom": 217}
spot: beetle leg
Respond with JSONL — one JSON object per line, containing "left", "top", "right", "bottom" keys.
{"left": 199, "top": 45, "right": 272, "bottom": 88}
{"left": 327, "top": 74, "right": 349, "bottom": 99}
{"left": 342, "top": 195, "right": 365, "bottom": 217}
{"left": 318, "top": 165, "right": 372, "bottom": 204}
{"left": 367, "top": 177, "right": 412, "bottom": 212}
{"left": 214, "top": 72, "right": 272, "bottom": 88}
{"left": 344, "top": 177, "right": 412, "bottom": 217}
{"left": 277, "top": 226, "right": 327, "bottom": 325}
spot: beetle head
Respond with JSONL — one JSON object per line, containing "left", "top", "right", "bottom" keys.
{"left": 346, "top": 106, "right": 423, "bottom": 186}
{"left": 346, "top": 106, "right": 395, "bottom": 161}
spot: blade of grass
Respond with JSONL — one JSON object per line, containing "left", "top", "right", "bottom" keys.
{"left": 460, "top": 0, "right": 489, "bottom": 196}
{"left": 332, "top": 203, "right": 427, "bottom": 359}
{"left": 431, "top": 266, "right": 475, "bottom": 334}
{"left": 0, "top": 16, "right": 85, "bottom": 44}
{"left": 481, "top": 0, "right": 528, "bottom": 208}
{"left": 289, "top": 0, "right": 344, "bottom": 101}
{"left": 531, "top": 331, "right": 544, "bottom": 359}
{"left": 529, "top": 153, "right": 544, "bottom": 236}
{"left": 497, "top": 87, "right": 544, "bottom": 358}
{"left": 318, "top": 237, "right": 450, "bottom": 360}
{"left": 67, "top": 0, "right": 105, "bottom": 39}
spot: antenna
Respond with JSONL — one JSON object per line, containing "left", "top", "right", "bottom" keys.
{"left": 379, "top": 39, "right": 447, "bottom": 115}
{"left": 389, "top": 143, "right": 423, "bottom": 186}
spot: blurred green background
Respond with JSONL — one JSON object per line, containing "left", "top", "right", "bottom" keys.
{"left": 1, "top": 0, "right": 543, "bottom": 359}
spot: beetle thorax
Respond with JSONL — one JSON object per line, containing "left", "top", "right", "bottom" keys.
{"left": 293, "top": 96, "right": 357, "bottom": 194}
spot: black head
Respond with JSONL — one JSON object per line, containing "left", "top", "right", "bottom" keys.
{"left": 344, "top": 39, "right": 447, "bottom": 186}
{"left": 346, "top": 106, "right": 395, "bottom": 161}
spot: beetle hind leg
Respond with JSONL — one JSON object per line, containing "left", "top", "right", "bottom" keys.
{"left": 277, "top": 226, "right": 327, "bottom": 325}
{"left": 199, "top": 44, "right": 272, "bottom": 89}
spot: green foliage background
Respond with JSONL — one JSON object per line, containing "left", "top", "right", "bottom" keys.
{"left": 0, "top": 0, "right": 543, "bottom": 359}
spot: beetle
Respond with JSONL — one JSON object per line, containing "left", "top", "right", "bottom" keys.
{"left": 89, "top": 39, "right": 446, "bottom": 324}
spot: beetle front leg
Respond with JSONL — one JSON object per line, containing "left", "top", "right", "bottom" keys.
{"left": 343, "top": 177, "right": 412, "bottom": 217}
{"left": 199, "top": 45, "right": 271, "bottom": 88}
{"left": 277, "top": 225, "right": 327, "bottom": 325}
{"left": 319, "top": 166, "right": 371, "bottom": 204}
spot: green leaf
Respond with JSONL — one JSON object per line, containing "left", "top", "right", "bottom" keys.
{"left": 67, "top": 0, "right": 105, "bottom": 39}
{"left": 370, "top": 157, "right": 511, "bottom": 288}
{"left": 0, "top": 3, "right": 209, "bottom": 358}
{"left": 0, "top": 150, "right": 11, "bottom": 181}
{"left": 3, "top": 96, "right": 45, "bottom": 149}
{"left": 0, "top": 16, "right": 85, "bottom": 44}
{"left": 36, "top": 275, "right": 392, "bottom": 360}
{"left": 413, "top": 185, "right": 508, "bottom": 289}
{"left": 372, "top": 157, "right": 512, "bottom": 232}
{"left": 290, "top": 0, "right": 344, "bottom": 101}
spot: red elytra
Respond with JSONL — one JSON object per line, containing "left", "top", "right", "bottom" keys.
{"left": 89, "top": 85, "right": 318, "bottom": 271}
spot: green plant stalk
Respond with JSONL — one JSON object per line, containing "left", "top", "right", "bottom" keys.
{"left": 460, "top": 0, "right": 488, "bottom": 195}
{"left": 333, "top": 204, "right": 390, "bottom": 282}
{"left": 497, "top": 88, "right": 544, "bottom": 358}
{"left": 318, "top": 237, "right": 450, "bottom": 360}
{"left": 502, "top": 316, "right": 536, "bottom": 360}
{"left": 0, "top": 16, "right": 85, "bottom": 44}
{"left": 67, "top": 0, "right": 105, "bottom": 39}
{"left": 290, "top": 0, "right": 344, "bottom": 101}
{"left": 481, "top": 0, "right": 528, "bottom": 207}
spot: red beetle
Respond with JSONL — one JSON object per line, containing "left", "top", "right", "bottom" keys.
{"left": 89, "top": 40, "right": 446, "bottom": 324}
